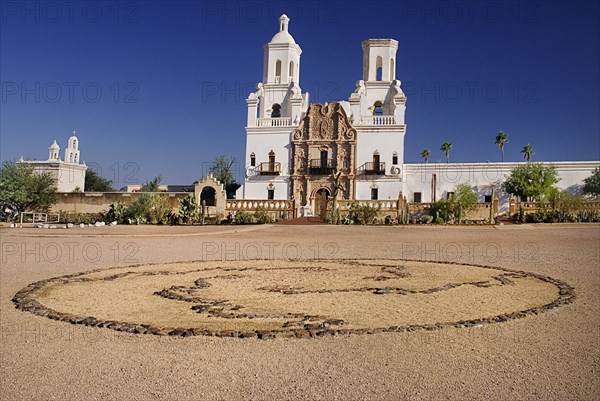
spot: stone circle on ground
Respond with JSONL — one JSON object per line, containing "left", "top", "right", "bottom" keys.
{"left": 13, "top": 259, "right": 575, "bottom": 339}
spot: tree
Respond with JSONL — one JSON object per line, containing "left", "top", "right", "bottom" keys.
{"left": 84, "top": 169, "right": 115, "bottom": 192}
{"left": 503, "top": 163, "right": 559, "bottom": 222}
{"left": 441, "top": 142, "right": 452, "bottom": 163}
{"left": 582, "top": 167, "right": 600, "bottom": 197}
{"left": 0, "top": 161, "right": 57, "bottom": 215}
{"left": 450, "top": 184, "right": 479, "bottom": 223}
{"left": 521, "top": 144, "right": 534, "bottom": 162}
{"left": 139, "top": 176, "right": 162, "bottom": 192}
{"left": 209, "top": 155, "right": 235, "bottom": 185}
{"left": 420, "top": 148, "right": 431, "bottom": 164}
{"left": 209, "top": 155, "right": 241, "bottom": 198}
{"left": 495, "top": 131, "right": 509, "bottom": 162}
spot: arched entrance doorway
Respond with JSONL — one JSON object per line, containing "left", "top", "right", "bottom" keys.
{"left": 200, "top": 186, "right": 216, "bottom": 206}
{"left": 314, "top": 188, "right": 330, "bottom": 220}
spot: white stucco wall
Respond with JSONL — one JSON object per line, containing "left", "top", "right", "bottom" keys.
{"left": 242, "top": 178, "right": 290, "bottom": 200}
{"left": 355, "top": 129, "right": 405, "bottom": 168}
{"left": 23, "top": 161, "right": 87, "bottom": 192}
{"left": 243, "top": 127, "right": 293, "bottom": 199}
{"left": 355, "top": 178, "right": 402, "bottom": 200}
{"left": 403, "top": 161, "right": 599, "bottom": 214}
{"left": 244, "top": 129, "right": 293, "bottom": 174}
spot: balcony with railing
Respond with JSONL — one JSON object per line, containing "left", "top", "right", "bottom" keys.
{"left": 358, "top": 162, "right": 386, "bottom": 175}
{"left": 256, "top": 117, "right": 293, "bottom": 127}
{"left": 308, "top": 159, "right": 335, "bottom": 175}
{"left": 356, "top": 115, "right": 396, "bottom": 126}
{"left": 258, "top": 162, "right": 281, "bottom": 176}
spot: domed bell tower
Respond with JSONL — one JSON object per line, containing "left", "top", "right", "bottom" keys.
{"left": 64, "top": 129, "right": 80, "bottom": 164}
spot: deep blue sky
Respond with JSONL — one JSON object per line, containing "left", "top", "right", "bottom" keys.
{"left": 1, "top": 0, "right": 599, "bottom": 187}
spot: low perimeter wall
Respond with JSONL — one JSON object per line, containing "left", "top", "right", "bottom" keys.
{"left": 52, "top": 192, "right": 500, "bottom": 222}
{"left": 51, "top": 192, "right": 190, "bottom": 214}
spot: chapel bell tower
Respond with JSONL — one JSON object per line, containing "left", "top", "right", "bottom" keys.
{"left": 246, "top": 14, "right": 307, "bottom": 127}
{"left": 362, "top": 39, "right": 398, "bottom": 82}
{"left": 64, "top": 129, "right": 80, "bottom": 164}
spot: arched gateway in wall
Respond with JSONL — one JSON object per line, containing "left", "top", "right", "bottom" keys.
{"left": 291, "top": 102, "right": 357, "bottom": 216}
{"left": 194, "top": 174, "right": 226, "bottom": 214}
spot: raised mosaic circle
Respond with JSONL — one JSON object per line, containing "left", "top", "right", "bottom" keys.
{"left": 13, "top": 259, "right": 574, "bottom": 338}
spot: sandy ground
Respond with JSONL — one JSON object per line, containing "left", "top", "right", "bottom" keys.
{"left": 0, "top": 223, "right": 598, "bottom": 400}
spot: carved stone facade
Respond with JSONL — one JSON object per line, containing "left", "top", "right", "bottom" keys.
{"left": 291, "top": 103, "right": 357, "bottom": 212}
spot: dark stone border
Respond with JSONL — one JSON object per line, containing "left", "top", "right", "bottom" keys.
{"left": 12, "top": 259, "right": 575, "bottom": 339}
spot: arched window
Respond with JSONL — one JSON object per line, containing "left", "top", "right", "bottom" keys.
{"left": 376, "top": 56, "right": 383, "bottom": 81}
{"left": 250, "top": 152, "right": 256, "bottom": 167}
{"left": 390, "top": 59, "right": 395, "bottom": 80}
{"left": 271, "top": 103, "right": 281, "bottom": 118}
{"left": 392, "top": 151, "right": 398, "bottom": 165}
{"left": 289, "top": 61, "right": 294, "bottom": 81}
{"left": 275, "top": 60, "right": 281, "bottom": 83}
{"left": 373, "top": 101, "right": 383, "bottom": 116}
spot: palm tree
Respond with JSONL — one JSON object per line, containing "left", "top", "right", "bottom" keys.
{"left": 440, "top": 142, "right": 452, "bottom": 163}
{"left": 521, "top": 144, "right": 534, "bottom": 162}
{"left": 495, "top": 131, "right": 509, "bottom": 162}
{"left": 420, "top": 148, "right": 431, "bottom": 164}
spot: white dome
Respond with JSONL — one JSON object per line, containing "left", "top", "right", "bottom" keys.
{"left": 270, "top": 30, "right": 296, "bottom": 44}
{"left": 270, "top": 14, "right": 296, "bottom": 44}
{"left": 49, "top": 140, "right": 59, "bottom": 149}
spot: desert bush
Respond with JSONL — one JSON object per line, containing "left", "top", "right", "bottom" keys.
{"left": 254, "top": 208, "right": 272, "bottom": 224}
{"left": 234, "top": 210, "right": 254, "bottom": 224}
{"left": 178, "top": 195, "right": 199, "bottom": 225}
{"left": 61, "top": 212, "right": 104, "bottom": 225}
{"left": 347, "top": 203, "right": 381, "bottom": 225}
{"left": 429, "top": 199, "right": 453, "bottom": 223}
{"left": 105, "top": 201, "right": 127, "bottom": 224}
{"left": 147, "top": 195, "right": 172, "bottom": 224}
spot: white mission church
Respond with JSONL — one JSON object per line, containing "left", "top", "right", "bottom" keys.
{"left": 239, "top": 15, "right": 598, "bottom": 217}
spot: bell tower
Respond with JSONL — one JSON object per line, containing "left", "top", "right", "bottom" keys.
{"left": 242, "top": 15, "right": 309, "bottom": 200}
{"left": 64, "top": 129, "right": 80, "bottom": 164}
{"left": 362, "top": 39, "right": 398, "bottom": 82}
{"left": 48, "top": 140, "right": 60, "bottom": 161}
{"left": 262, "top": 14, "right": 301, "bottom": 86}
{"left": 245, "top": 14, "right": 306, "bottom": 125}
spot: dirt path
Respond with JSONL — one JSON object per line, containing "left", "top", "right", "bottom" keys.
{"left": 1, "top": 224, "right": 598, "bottom": 400}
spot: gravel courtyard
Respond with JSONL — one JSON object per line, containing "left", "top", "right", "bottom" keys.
{"left": 1, "top": 224, "right": 598, "bottom": 400}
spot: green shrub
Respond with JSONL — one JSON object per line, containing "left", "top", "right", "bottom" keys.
{"left": 127, "top": 194, "right": 151, "bottom": 224}
{"left": 420, "top": 215, "right": 433, "bottom": 224}
{"left": 147, "top": 195, "right": 172, "bottom": 224}
{"left": 347, "top": 203, "right": 381, "bottom": 225}
{"left": 61, "top": 212, "right": 103, "bottom": 225}
{"left": 234, "top": 210, "right": 254, "bottom": 224}
{"left": 429, "top": 199, "right": 453, "bottom": 223}
{"left": 254, "top": 208, "right": 272, "bottom": 224}
{"left": 105, "top": 202, "right": 127, "bottom": 223}
{"left": 178, "top": 195, "right": 199, "bottom": 225}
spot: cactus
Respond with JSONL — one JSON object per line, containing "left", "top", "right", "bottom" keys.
{"left": 398, "top": 207, "right": 409, "bottom": 225}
